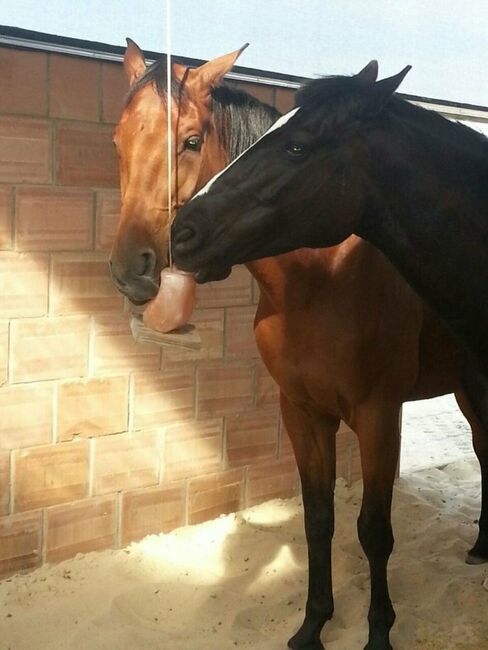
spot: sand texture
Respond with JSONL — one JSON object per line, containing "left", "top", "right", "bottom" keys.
{"left": 0, "top": 458, "right": 487, "bottom": 650}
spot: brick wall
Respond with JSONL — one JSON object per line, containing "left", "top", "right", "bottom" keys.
{"left": 0, "top": 46, "right": 360, "bottom": 576}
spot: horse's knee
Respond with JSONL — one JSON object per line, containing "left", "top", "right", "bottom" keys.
{"left": 357, "top": 509, "right": 394, "bottom": 559}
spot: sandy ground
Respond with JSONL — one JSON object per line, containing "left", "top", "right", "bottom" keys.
{"left": 1, "top": 451, "right": 487, "bottom": 649}
{"left": 402, "top": 394, "right": 474, "bottom": 473}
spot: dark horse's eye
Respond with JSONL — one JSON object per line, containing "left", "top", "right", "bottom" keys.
{"left": 285, "top": 142, "right": 308, "bottom": 158}
{"left": 184, "top": 136, "right": 202, "bottom": 152}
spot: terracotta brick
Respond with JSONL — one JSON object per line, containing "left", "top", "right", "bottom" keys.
{"left": 0, "top": 511, "right": 42, "bottom": 577}
{"left": 0, "top": 383, "right": 52, "bottom": 450}
{"left": 0, "top": 186, "right": 12, "bottom": 249}
{"left": 121, "top": 484, "right": 185, "bottom": 545}
{"left": 46, "top": 496, "right": 116, "bottom": 562}
{"left": 57, "top": 376, "right": 128, "bottom": 441}
{"left": 225, "top": 305, "right": 258, "bottom": 358}
{"left": 274, "top": 87, "right": 296, "bottom": 114}
{"left": 133, "top": 368, "right": 195, "bottom": 429}
{"left": 0, "top": 117, "right": 50, "bottom": 183}
{"left": 10, "top": 316, "right": 89, "bottom": 383}
{"left": 0, "top": 320, "right": 8, "bottom": 386}
{"left": 102, "top": 63, "right": 129, "bottom": 124}
{"left": 225, "top": 407, "right": 279, "bottom": 467}
{"left": 162, "top": 308, "right": 224, "bottom": 363}
{"left": 0, "top": 49, "right": 47, "bottom": 116}
{"left": 256, "top": 361, "right": 280, "bottom": 407}
{"left": 14, "top": 442, "right": 89, "bottom": 511}
{"left": 50, "top": 55, "right": 100, "bottom": 121}
{"left": 56, "top": 123, "right": 118, "bottom": 187}
{"left": 16, "top": 187, "right": 93, "bottom": 251}
{"left": 336, "top": 422, "right": 358, "bottom": 485}
{"left": 252, "top": 277, "right": 260, "bottom": 304}
{"left": 247, "top": 457, "right": 299, "bottom": 506}
{"left": 188, "top": 468, "right": 244, "bottom": 524}
{"left": 197, "top": 361, "right": 253, "bottom": 418}
{"left": 92, "top": 431, "right": 162, "bottom": 495}
{"left": 350, "top": 440, "right": 362, "bottom": 485}
{"left": 91, "top": 313, "right": 160, "bottom": 375}
{"left": 236, "top": 81, "right": 274, "bottom": 106}
{"left": 0, "top": 452, "right": 9, "bottom": 515}
{"left": 50, "top": 253, "right": 123, "bottom": 315}
{"left": 278, "top": 418, "right": 295, "bottom": 460}
{"left": 164, "top": 418, "right": 222, "bottom": 482}
{"left": 0, "top": 251, "right": 48, "bottom": 317}
{"left": 95, "top": 190, "right": 120, "bottom": 250}
{"left": 195, "top": 265, "right": 253, "bottom": 308}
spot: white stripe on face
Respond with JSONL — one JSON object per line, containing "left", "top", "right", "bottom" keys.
{"left": 193, "top": 106, "right": 301, "bottom": 198}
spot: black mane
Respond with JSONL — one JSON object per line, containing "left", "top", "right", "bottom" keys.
{"left": 296, "top": 74, "right": 366, "bottom": 108}
{"left": 211, "top": 85, "right": 279, "bottom": 160}
{"left": 125, "top": 58, "right": 280, "bottom": 161}
{"left": 296, "top": 73, "right": 488, "bottom": 160}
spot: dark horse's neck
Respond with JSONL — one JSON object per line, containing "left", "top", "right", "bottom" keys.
{"left": 358, "top": 99, "right": 488, "bottom": 368}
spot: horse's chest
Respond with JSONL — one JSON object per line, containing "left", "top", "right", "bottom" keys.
{"left": 254, "top": 308, "right": 367, "bottom": 417}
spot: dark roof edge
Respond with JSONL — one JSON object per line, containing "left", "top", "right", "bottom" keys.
{"left": 1, "top": 25, "right": 488, "bottom": 114}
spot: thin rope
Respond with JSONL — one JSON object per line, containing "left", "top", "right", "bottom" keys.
{"left": 166, "top": 0, "right": 173, "bottom": 268}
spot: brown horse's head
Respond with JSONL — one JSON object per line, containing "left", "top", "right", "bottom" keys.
{"left": 109, "top": 39, "right": 247, "bottom": 303}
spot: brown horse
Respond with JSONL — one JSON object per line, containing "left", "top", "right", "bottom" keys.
{"left": 109, "top": 41, "right": 486, "bottom": 650}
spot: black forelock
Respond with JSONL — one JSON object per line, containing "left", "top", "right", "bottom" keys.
{"left": 295, "top": 74, "right": 367, "bottom": 110}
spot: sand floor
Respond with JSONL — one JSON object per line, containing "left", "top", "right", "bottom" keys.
{"left": 1, "top": 454, "right": 487, "bottom": 650}
{"left": 402, "top": 394, "right": 473, "bottom": 473}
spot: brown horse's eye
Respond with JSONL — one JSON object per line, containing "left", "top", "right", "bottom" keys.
{"left": 184, "top": 136, "right": 202, "bottom": 152}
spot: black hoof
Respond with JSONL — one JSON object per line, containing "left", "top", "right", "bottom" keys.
{"left": 288, "top": 638, "right": 325, "bottom": 650}
{"left": 466, "top": 533, "right": 488, "bottom": 564}
{"left": 465, "top": 551, "right": 488, "bottom": 565}
{"left": 364, "top": 641, "right": 393, "bottom": 650}
{"left": 288, "top": 624, "right": 325, "bottom": 650}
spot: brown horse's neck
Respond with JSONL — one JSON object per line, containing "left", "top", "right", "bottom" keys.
{"left": 246, "top": 237, "right": 367, "bottom": 314}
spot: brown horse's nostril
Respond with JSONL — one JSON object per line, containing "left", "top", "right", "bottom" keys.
{"left": 135, "top": 249, "right": 157, "bottom": 277}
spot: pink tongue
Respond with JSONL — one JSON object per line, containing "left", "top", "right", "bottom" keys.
{"left": 142, "top": 268, "right": 196, "bottom": 333}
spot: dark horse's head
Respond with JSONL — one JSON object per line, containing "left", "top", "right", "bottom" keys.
{"left": 109, "top": 39, "right": 247, "bottom": 303}
{"left": 172, "top": 61, "right": 411, "bottom": 281}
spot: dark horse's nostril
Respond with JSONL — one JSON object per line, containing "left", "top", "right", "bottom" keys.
{"left": 135, "top": 249, "right": 156, "bottom": 277}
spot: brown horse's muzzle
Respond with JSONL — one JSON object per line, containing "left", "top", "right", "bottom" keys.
{"left": 109, "top": 225, "right": 162, "bottom": 304}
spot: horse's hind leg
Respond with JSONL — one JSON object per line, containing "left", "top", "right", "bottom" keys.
{"left": 461, "top": 354, "right": 488, "bottom": 429}
{"left": 354, "top": 402, "right": 400, "bottom": 650}
{"left": 455, "top": 388, "right": 488, "bottom": 563}
{"left": 280, "top": 394, "right": 339, "bottom": 650}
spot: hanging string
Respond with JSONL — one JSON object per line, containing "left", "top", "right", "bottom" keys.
{"left": 166, "top": 0, "right": 173, "bottom": 269}
{"left": 165, "top": 0, "right": 190, "bottom": 271}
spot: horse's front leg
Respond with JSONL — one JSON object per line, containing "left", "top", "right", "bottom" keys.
{"left": 280, "top": 393, "right": 339, "bottom": 650}
{"left": 354, "top": 402, "right": 400, "bottom": 650}
{"left": 456, "top": 388, "right": 488, "bottom": 563}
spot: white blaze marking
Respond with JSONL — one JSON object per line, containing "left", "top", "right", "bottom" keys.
{"left": 193, "top": 106, "right": 301, "bottom": 198}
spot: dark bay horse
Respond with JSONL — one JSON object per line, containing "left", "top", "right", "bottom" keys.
{"left": 171, "top": 61, "right": 488, "bottom": 421}
{"left": 110, "top": 45, "right": 486, "bottom": 650}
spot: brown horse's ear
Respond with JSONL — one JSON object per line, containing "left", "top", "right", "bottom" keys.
{"left": 185, "top": 44, "right": 249, "bottom": 100}
{"left": 364, "top": 65, "right": 412, "bottom": 115}
{"left": 124, "top": 38, "right": 146, "bottom": 85}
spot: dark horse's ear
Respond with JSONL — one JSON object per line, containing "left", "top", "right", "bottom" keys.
{"left": 363, "top": 65, "right": 412, "bottom": 116}
{"left": 356, "top": 60, "right": 379, "bottom": 87}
